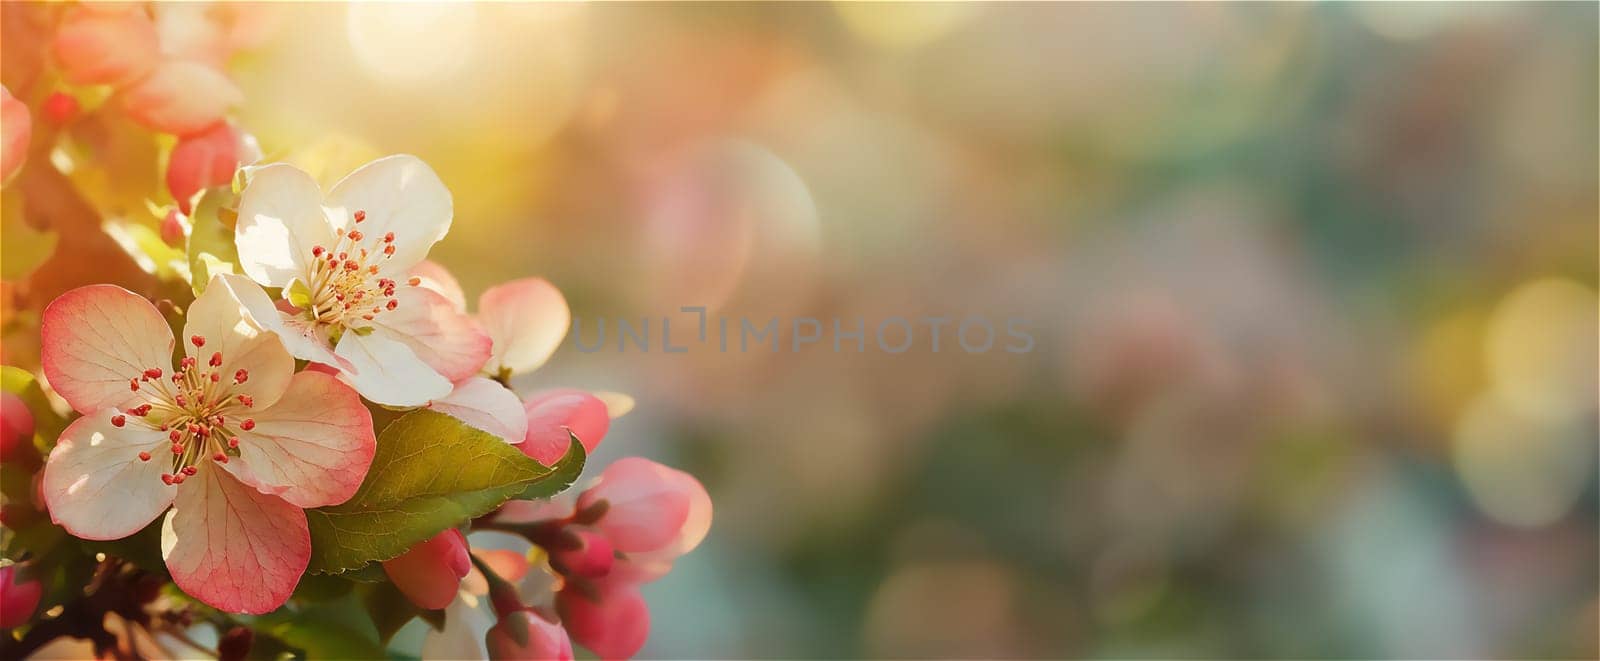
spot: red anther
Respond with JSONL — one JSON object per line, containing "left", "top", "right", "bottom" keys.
{"left": 131, "top": 404, "right": 152, "bottom": 416}
{"left": 138, "top": 451, "right": 152, "bottom": 462}
{"left": 171, "top": 443, "right": 184, "bottom": 454}
{"left": 181, "top": 356, "right": 197, "bottom": 370}
{"left": 111, "top": 415, "right": 126, "bottom": 427}
{"left": 240, "top": 419, "right": 256, "bottom": 431}
{"left": 228, "top": 436, "right": 240, "bottom": 448}
{"left": 175, "top": 394, "right": 187, "bottom": 407}
{"left": 362, "top": 314, "right": 375, "bottom": 321}
{"left": 384, "top": 287, "right": 396, "bottom": 297}
{"left": 386, "top": 300, "right": 398, "bottom": 310}
{"left": 159, "top": 424, "right": 169, "bottom": 431}
{"left": 213, "top": 453, "right": 227, "bottom": 462}
{"left": 196, "top": 426, "right": 209, "bottom": 438}
{"left": 338, "top": 252, "right": 348, "bottom": 261}
{"left": 234, "top": 369, "right": 249, "bottom": 384}
{"left": 209, "top": 373, "right": 220, "bottom": 383}
{"left": 344, "top": 261, "right": 359, "bottom": 272}
{"left": 312, "top": 245, "right": 325, "bottom": 257}
{"left": 383, "top": 244, "right": 396, "bottom": 256}
{"left": 182, "top": 466, "right": 198, "bottom": 476}
{"left": 378, "top": 278, "right": 393, "bottom": 288}
{"left": 130, "top": 379, "right": 141, "bottom": 392}
{"left": 210, "top": 352, "right": 223, "bottom": 367}
{"left": 383, "top": 232, "right": 395, "bottom": 243}
{"left": 191, "top": 335, "right": 206, "bottom": 348}
{"left": 354, "top": 210, "right": 366, "bottom": 223}
{"left": 173, "top": 473, "right": 186, "bottom": 484}
{"left": 161, "top": 474, "right": 175, "bottom": 485}
{"left": 238, "top": 394, "right": 254, "bottom": 407}
{"left": 169, "top": 430, "right": 182, "bottom": 442}
{"left": 144, "top": 368, "right": 163, "bottom": 379}
{"left": 368, "top": 265, "right": 379, "bottom": 275}
{"left": 408, "top": 276, "right": 422, "bottom": 286}
{"left": 186, "top": 423, "right": 199, "bottom": 434}
{"left": 347, "top": 230, "right": 364, "bottom": 241}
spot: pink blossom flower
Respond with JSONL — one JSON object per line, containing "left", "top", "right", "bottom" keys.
{"left": 384, "top": 528, "right": 472, "bottom": 610}
{"left": 39, "top": 274, "right": 376, "bottom": 614}
{"left": 408, "top": 263, "right": 571, "bottom": 380}
{"left": 1, "top": 85, "right": 30, "bottom": 186}
{"left": 487, "top": 610, "right": 574, "bottom": 661}
{"left": 556, "top": 578, "right": 650, "bottom": 660}
{"left": 233, "top": 156, "right": 491, "bottom": 406}
{"left": 0, "top": 565, "right": 43, "bottom": 629}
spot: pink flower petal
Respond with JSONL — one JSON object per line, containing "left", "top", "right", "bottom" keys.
{"left": 431, "top": 377, "right": 529, "bottom": 444}
{"left": 557, "top": 580, "right": 650, "bottom": 660}
{"left": 332, "top": 323, "right": 453, "bottom": 407}
{"left": 52, "top": 6, "right": 160, "bottom": 86}
{"left": 325, "top": 154, "right": 452, "bottom": 274}
{"left": 520, "top": 389, "right": 610, "bottom": 466}
{"left": 119, "top": 60, "right": 242, "bottom": 137}
{"left": 167, "top": 122, "right": 243, "bottom": 213}
{"left": 0, "top": 566, "right": 43, "bottom": 629}
{"left": 478, "top": 278, "right": 570, "bottom": 376}
{"left": 605, "top": 469, "right": 710, "bottom": 584}
{"left": 487, "top": 610, "right": 574, "bottom": 661}
{"left": 161, "top": 466, "right": 309, "bottom": 614}
{"left": 1, "top": 85, "right": 30, "bottom": 185}
{"left": 473, "top": 548, "right": 531, "bottom": 584}
{"left": 383, "top": 528, "right": 471, "bottom": 610}
{"left": 41, "top": 285, "right": 174, "bottom": 415}
{"left": 42, "top": 414, "right": 174, "bottom": 540}
{"left": 373, "top": 285, "right": 493, "bottom": 382}
{"left": 550, "top": 529, "right": 614, "bottom": 579}
{"left": 409, "top": 260, "right": 467, "bottom": 312}
{"left": 0, "top": 392, "right": 36, "bottom": 464}
{"left": 222, "top": 371, "right": 375, "bottom": 509}
{"left": 577, "top": 458, "right": 692, "bottom": 554}
{"left": 236, "top": 163, "right": 339, "bottom": 289}
{"left": 183, "top": 273, "right": 296, "bottom": 410}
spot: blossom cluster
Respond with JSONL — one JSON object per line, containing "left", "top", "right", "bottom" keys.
{"left": 0, "top": 4, "right": 709, "bottom": 659}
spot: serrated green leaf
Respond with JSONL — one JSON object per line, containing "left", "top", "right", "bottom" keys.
{"left": 305, "top": 410, "right": 585, "bottom": 575}
{"left": 186, "top": 187, "right": 239, "bottom": 295}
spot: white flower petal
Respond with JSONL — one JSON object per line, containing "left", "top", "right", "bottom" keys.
{"left": 430, "top": 377, "right": 528, "bottom": 444}
{"left": 42, "top": 415, "right": 174, "bottom": 540}
{"left": 408, "top": 260, "right": 466, "bottom": 312}
{"left": 477, "top": 278, "right": 569, "bottom": 376}
{"left": 332, "top": 329, "right": 453, "bottom": 407}
{"left": 236, "top": 163, "right": 337, "bottom": 288}
{"left": 221, "top": 371, "right": 376, "bottom": 508}
{"left": 373, "top": 285, "right": 492, "bottom": 382}
{"left": 161, "top": 466, "right": 308, "bottom": 615}
{"left": 182, "top": 274, "right": 295, "bottom": 410}
{"left": 325, "top": 154, "right": 452, "bottom": 274}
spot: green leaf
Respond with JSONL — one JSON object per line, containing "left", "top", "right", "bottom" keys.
{"left": 250, "top": 592, "right": 386, "bottom": 660}
{"left": 359, "top": 580, "right": 444, "bottom": 645}
{"left": 186, "top": 187, "right": 240, "bottom": 295}
{"left": 305, "top": 410, "right": 585, "bottom": 575}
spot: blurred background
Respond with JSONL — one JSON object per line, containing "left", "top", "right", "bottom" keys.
{"left": 226, "top": 2, "right": 1594, "bottom": 658}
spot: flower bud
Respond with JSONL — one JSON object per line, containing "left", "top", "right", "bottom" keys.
{"left": 383, "top": 528, "right": 471, "bottom": 610}
{"left": 549, "top": 529, "right": 614, "bottom": 579}
{"left": 577, "top": 458, "right": 693, "bottom": 553}
{"left": 160, "top": 209, "right": 189, "bottom": 248}
{"left": 42, "top": 93, "right": 81, "bottom": 127}
{"left": 0, "top": 565, "right": 43, "bottom": 629}
{"left": 0, "top": 392, "right": 36, "bottom": 465}
{"left": 556, "top": 581, "right": 649, "bottom": 660}
{"left": 486, "top": 610, "right": 573, "bottom": 661}
{"left": 167, "top": 122, "right": 244, "bottom": 213}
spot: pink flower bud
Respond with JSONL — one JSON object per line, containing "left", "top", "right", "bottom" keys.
{"left": 0, "top": 393, "right": 36, "bottom": 465}
{"left": 383, "top": 529, "right": 471, "bottom": 610}
{"left": 42, "top": 92, "right": 81, "bottom": 127}
{"left": 167, "top": 122, "right": 243, "bottom": 213}
{"left": 0, "top": 85, "right": 30, "bottom": 186}
{"left": 119, "top": 60, "right": 243, "bottom": 136}
{"left": 577, "top": 458, "right": 694, "bottom": 554}
{"left": 0, "top": 565, "right": 43, "bottom": 628}
{"left": 550, "top": 529, "right": 614, "bottom": 579}
{"left": 521, "top": 389, "right": 610, "bottom": 466}
{"left": 160, "top": 209, "right": 188, "bottom": 247}
{"left": 486, "top": 610, "right": 573, "bottom": 661}
{"left": 52, "top": 6, "right": 161, "bottom": 87}
{"left": 557, "top": 581, "right": 649, "bottom": 660}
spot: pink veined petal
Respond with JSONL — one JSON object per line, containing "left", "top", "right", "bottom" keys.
{"left": 409, "top": 260, "right": 467, "bottom": 312}
{"left": 324, "top": 154, "right": 453, "bottom": 274}
{"left": 1, "top": 85, "right": 30, "bottom": 185}
{"left": 477, "top": 278, "right": 570, "bottom": 376}
{"left": 235, "top": 162, "right": 338, "bottom": 288}
{"left": 577, "top": 458, "right": 693, "bottom": 554}
{"left": 333, "top": 326, "right": 453, "bottom": 407}
{"left": 557, "top": 580, "right": 651, "bottom": 660}
{"left": 486, "top": 610, "right": 575, "bottom": 661}
{"left": 41, "top": 415, "right": 174, "bottom": 541}
{"left": 521, "top": 389, "right": 610, "bottom": 466}
{"left": 221, "top": 371, "right": 375, "bottom": 508}
{"left": 41, "top": 285, "right": 174, "bottom": 415}
{"left": 119, "top": 60, "right": 242, "bottom": 137}
{"left": 167, "top": 122, "right": 243, "bottom": 213}
{"left": 383, "top": 528, "right": 471, "bottom": 610}
{"left": 424, "top": 596, "right": 494, "bottom": 660}
{"left": 373, "top": 285, "right": 493, "bottom": 382}
{"left": 161, "top": 465, "right": 309, "bottom": 615}
{"left": 431, "top": 377, "right": 529, "bottom": 444}
{"left": 53, "top": 6, "right": 161, "bottom": 86}
{"left": 182, "top": 273, "right": 296, "bottom": 410}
